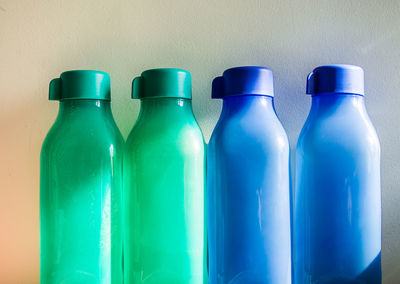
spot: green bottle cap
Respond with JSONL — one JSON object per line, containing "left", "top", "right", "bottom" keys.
{"left": 49, "top": 70, "right": 111, "bottom": 101}
{"left": 132, "top": 68, "right": 192, "bottom": 99}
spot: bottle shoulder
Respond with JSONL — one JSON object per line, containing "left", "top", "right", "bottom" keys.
{"left": 41, "top": 115, "right": 124, "bottom": 159}
{"left": 126, "top": 118, "right": 205, "bottom": 153}
{"left": 297, "top": 111, "right": 380, "bottom": 155}
{"left": 209, "top": 112, "right": 289, "bottom": 152}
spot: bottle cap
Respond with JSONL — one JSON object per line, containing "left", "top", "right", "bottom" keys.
{"left": 132, "top": 68, "right": 191, "bottom": 99}
{"left": 212, "top": 66, "right": 274, "bottom": 99}
{"left": 49, "top": 70, "right": 111, "bottom": 101}
{"left": 306, "top": 64, "right": 364, "bottom": 96}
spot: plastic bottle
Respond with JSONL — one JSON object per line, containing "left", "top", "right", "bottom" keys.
{"left": 124, "top": 68, "right": 206, "bottom": 284}
{"left": 207, "top": 66, "right": 292, "bottom": 283}
{"left": 294, "top": 65, "right": 381, "bottom": 283}
{"left": 40, "top": 70, "right": 124, "bottom": 283}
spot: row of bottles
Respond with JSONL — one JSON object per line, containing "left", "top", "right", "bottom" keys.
{"left": 40, "top": 65, "right": 381, "bottom": 284}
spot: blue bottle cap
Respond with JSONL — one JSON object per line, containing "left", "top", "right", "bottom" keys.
{"left": 212, "top": 66, "right": 274, "bottom": 99}
{"left": 306, "top": 64, "right": 364, "bottom": 96}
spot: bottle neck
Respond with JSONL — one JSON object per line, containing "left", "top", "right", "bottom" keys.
{"left": 309, "top": 94, "right": 366, "bottom": 117}
{"left": 58, "top": 99, "right": 112, "bottom": 118}
{"left": 138, "top": 98, "right": 194, "bottom": 119}
{"left": 221, "top": 95, "right": 275, "bottom": 117}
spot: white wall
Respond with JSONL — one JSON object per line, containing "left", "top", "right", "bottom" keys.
{"left": 0, "top": 0, "right": 399, "bottom": 282}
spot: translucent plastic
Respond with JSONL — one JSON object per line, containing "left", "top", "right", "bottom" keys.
{"left": 207, "top": 95, "right": 292, "bottom": 283}
{"left": 40, "top": 100, "right": 124, "bottom": 284}
{"left": 294, "top": 94, "right": 381, "bottom": 283}
{"left": 124, "top": 98, "right": 206, "bottom": 284}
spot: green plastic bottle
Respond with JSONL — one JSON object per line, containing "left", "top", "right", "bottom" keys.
{"left": 124, "top": 68, "right": 206, "bottom": 284}
{"left": 40, "top": 70, "right": 124, "bottom": 284}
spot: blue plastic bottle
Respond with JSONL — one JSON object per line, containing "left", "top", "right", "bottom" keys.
{"left": 208, "top": 67, "right": 292, "bottom": 284}
{"left": 294, "top": 65, "right": 381, "bottom": 283}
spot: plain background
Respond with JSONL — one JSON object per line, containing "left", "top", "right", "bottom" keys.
{"left": 1, "top": 0, "right": 399, "bottom": 283}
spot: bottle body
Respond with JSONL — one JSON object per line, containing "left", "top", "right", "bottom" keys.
{"left": 294, "top": 94, "right": 381, "bottom": 283}
{"left": 124, "top": 98, "right": 206, "bottom": 284}
{"left": 208, "top": 95, "right": 292, "bottom": 284}
{"left": 40, "top": 100, "right": 124, "bottom": 284}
